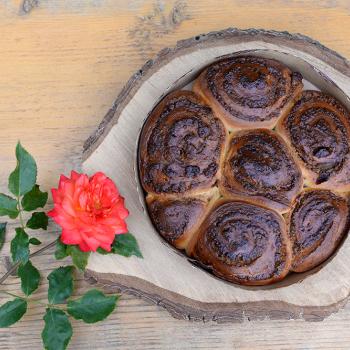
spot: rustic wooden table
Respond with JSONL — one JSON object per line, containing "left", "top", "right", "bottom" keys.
{"left": 1, "top": 1, "right": 350, "bottom": 349}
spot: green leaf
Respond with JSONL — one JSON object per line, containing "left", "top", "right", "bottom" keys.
{"left": 10, "top": 228, "right": 29, "bottom": 263}
{"left": 66, "top": 245, "right": 90, "bottom": 271}
{"left": 21, "top": 184, "right": 48, "bottom": 211}
{"left": 0, "top": 222, "right": 6, "bottom": 251}
{"left": 112, "top": 233, "right": 143, "bottom": 258}
{"left": 47, "top": 266, "right": 74, "bottom": 304}
{"left": 29, "top": 237, "right": 42, "bottom": 245}
{"left": 8, "top": 142, "right": 37, "bottom": 196}
{"left": 67, "top": 289, "right": 119, "bottom": 324}
{"left": 18, "top": 260, "right": 41, "bottom": 296}
{"left": 0, "top": 193, "right": 18, "bottom": 219}
{"left": 97, "top": 247, "right": 109, "bottom": 255}
{"left": 26, "top": 212, "right": 48, "bottom": 230}
{"left": 0, "top": 298, "right": 27, "bottom": 327}
{"left": 55, "top": 239, "right": 68, "bottom": 260}
{"left": 42, "top": 308, "right": 72, "bottom": 350}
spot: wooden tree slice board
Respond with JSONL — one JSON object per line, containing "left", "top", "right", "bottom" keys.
{"left": 82, "top": 28, "right": 350, "bottom": 322}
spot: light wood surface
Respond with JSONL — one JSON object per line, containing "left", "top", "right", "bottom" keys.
{"left": 1, "top": 1, "right": 350, "bottom": 349}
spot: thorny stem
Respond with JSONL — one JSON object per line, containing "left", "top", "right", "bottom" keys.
{"left": 0, "top": 290, "right": 22, "bottom": 299}
{"left": 17, "top": 196, "right": 25, "bottom": 230}
{"left": 0, "top": 290, "right": 66, "bottom": 310}
{"left": 1, "top": 194, "right": 58, "bottom": 285}
{"left": 0, "top": 240, "right": 57, "bottom": 285}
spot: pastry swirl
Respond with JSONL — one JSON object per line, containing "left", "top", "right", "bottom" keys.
{"left": 191, "top": 200, "right": 291, "bottom": 285}
{"left": 146, "top": 190, "right": 218, "bottom": 249}
{"left": 193, "top": 55, "right": 303, "bottom": 129}
{"left": 220, "top": 129, "right": 302, "bottom": 213}
{"left": 139, "top": 91, "right": 226, "bottom": 195}
{"left": 288, "top": 189, "right": 349, "bottom": 272}
{"left": 277, "top": 90, "right": 350, "bottom": 191}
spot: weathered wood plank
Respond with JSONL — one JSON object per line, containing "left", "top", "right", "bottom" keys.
{"left": 1, "top": 0, "right": 350, "bottom": 348}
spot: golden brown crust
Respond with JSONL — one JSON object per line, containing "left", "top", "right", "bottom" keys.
{"left": 287, "top": 189, "right": 349, "bottom": 273}
{"left": 277, "top": 90, "right": 350, "bottom": 192}
{"left": 139, "top": 90, "right": 226, "bottom": 196}
{"left": 193, "top": 55, "right": 303, "bottom": 130}
{"left": 190, "top": 199, "right": 292, "bottom": 286}
{"left": 146, "top": 188, "right": 219, "bottom": 250}
{"left": 147, "top": 197, "right": 207, "bottom": 249}
{"left": 219, "top": 129, "right": 303, "bottom": 213}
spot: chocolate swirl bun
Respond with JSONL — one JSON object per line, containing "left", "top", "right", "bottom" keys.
{"left": 193, "top": 56, "right": 303, "bottom": 129}
{"left": 277, "top": 91, "right": 350, "bottom": 191}
{"left": 138, "top": 55, "right": 350, "bottom": 286}
{"left": 146, "top": 189, "right": 218, "bottom": 249}
{"left": 191, "top": 200, "right": 292, "bottom": 285}
{"left": 220, "top": 129, "right": 303, "bottom": 213}
{"left": 139, "top": 91, "right": 226, "bottom": 196}
{"left": 288, "top": 189, "right": 349, "bottom": 273}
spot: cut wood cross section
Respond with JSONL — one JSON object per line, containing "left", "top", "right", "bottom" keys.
{"left": 82, "top": 28, "right": 350, "bottom": 323}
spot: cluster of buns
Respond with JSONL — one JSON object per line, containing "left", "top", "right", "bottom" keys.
{"left": 138, "top": 55, "right": 350, "bottom": 286}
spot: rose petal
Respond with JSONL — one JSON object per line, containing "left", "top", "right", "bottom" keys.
{"left": 61, "top": 229, "right": 82, "bottom": 245}
{"left": 70, "top": 170, "right": 80, "bottom": 181}
{"left": 82, "top": 234, "right": 101, "bottom": 252}
{"left": 58, "top": 174, "right": 69, "bottom": 190}
{"left": 61, "top": 198, "right": 76, "bottom": 217}
{"left": 51, "top": 189, "right": 62, "bottom": 204}
{"left": 78, "top": 240, "right": 91, "bottom": 252}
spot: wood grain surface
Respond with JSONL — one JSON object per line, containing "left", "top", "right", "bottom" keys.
{"left": 1, "top": 1, "right": 350, "bottom": 349}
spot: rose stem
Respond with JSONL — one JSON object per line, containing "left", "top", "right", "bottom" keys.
{"left": 0, "top": 240, "right": 57, "bottom": 285}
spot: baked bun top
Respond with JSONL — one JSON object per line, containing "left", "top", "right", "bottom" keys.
{"left": 191, "top": 199, "right": 291, "bottom": 286}
{"left": 287, "top": 189, "right": 349, "bottom": 273}
{"left": 220, "top": 129, "right": 302, "bottom": 213}
{"left": 139, "top": 90, "right": 226, "bottom": 196}
{"left": 277, "top": 90, "right": 350, "bottom": 192}
{"left": 193, "top": 55, "right": 303, "bottom": 129}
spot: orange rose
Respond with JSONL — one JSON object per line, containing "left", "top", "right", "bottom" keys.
{"left": 48, "top": 171, "right": 129, "bottom": 252}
